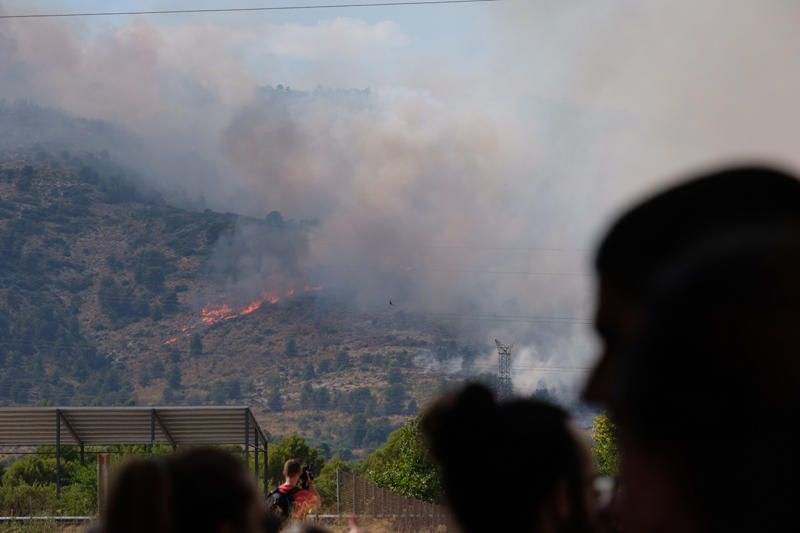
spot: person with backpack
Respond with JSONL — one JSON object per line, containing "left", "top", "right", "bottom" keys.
{"left": 267, "top": 459, "right": 321, "bottom": 523}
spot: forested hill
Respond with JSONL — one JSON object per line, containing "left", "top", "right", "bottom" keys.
{"left": 0, "top": 149, "right": 233, "bottom": 404}
{"left": 0, "top": 149, "right": 481, "bottom": 456}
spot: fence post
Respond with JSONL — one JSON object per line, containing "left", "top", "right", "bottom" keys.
{"left": 352, "top": 472, "right": 358, "bottom": 516}
{"left": 254, "top": 430, "right": 259, "bottom": 482}
{"left": 244, "top": 409, "right": 250, "bottom": 465}
{"left": 97, "top": 452, "right": 112, "bottom": 517}
{"left": 264, "top": 440, "right": 269, "bottom": 495}
{"left": 336, "top": 469, "right": 342, "bottom": 516}
{"left": 55, "top": 410, "right": 62, "bottom": 500}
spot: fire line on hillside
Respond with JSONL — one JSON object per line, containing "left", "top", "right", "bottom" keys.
{"left": 162, "top": 285, "right": 322, "bottom": 345}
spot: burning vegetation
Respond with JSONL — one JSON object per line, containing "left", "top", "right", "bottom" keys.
{"left": 163, "top": 286, "right": 323, "bottom": 345}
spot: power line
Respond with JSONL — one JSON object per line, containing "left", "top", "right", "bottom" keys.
{"left": 311, "top": 241, "right": 588, "bottom": 254}
{"left": 470, "top": 363, "right": 592, "bottom": 373}
{"left": 318, "top": 263, "right": 587, "bottom": 277}
{"left": 0, "top": 335, "right": 595, "bottom": 372}
{"left": 0, "top": 0, "right": 502, "bottom": 20}
{"left": 377, "top": 310, "right": 591, "bottom": 324}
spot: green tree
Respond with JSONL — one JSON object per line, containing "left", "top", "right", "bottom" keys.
{"left": 98, "top": 276, "right": 122, "bottom": 318}
{"left": 206, "top": 380, "right": 241, "bottom": 403}
{"left": 151, "top": 360, "right": 165, "bottom": 379}
{"left": 144, "top": 268, "right": 165, "bottom": 293}
{"left": 406, "top": 398, "right": 418, "bottom": 415}
{"left": 592, "top": 413, "right": 620, "bottom": 476}
{"left": 383, "top": 383, "right": 408, "bottom": 415}
{"left": 349, "top": 414, "right": 367, "bottom": 448}
{"left": 315, "top": 456, "right": 352, "bottom": 510}
{"left": 2, "top": 454, "right": 57, "bottom": 486}
{"left": 150, "top": 303, "right": 163, "bottom": 321}
{"left": 266, "top": 434, "right": 323, "bottom": 489}
{"left": 335, "top": 350, "right": 350, "bottom": 368}
{"left": 387, "top": 364, "right": 402, "bottom": 384}
{"left": 268, "top": 389, "right": 284, "bottom": 412}
{"left": 137, "top": 366, "right": 152, "bottom": 387}
{"left": 285, "top": 338, "right": 297, "bottom": 358}
{"left": 363, "top": 417, "right": 393, "bottom": 448}
{"left": 161, "top": 291, "right": 179, "bottom": 314}
{"left": 190, "top": 334, "right": 203, "bottom": 357}
{"left": 16, "top": 169, "right": 33, "bottom": 192}
{"left": 166, "top": 365, "right": 182, "bottom": 389}
{"left": 225, "top": 379, "right": 242, "bottom": 400}
{"left": 312, "top": 387, "right": 330, "bottom": 410}
{"left": 300, "top": 383, "right": 313, "bottom": 409}
{"left": 362, "top": 417, "right": 441, "bottom": 502}
{"left": 0, "top": 482, "right": 55, "bottom": 515}
{"left": 0, "top": 447, "right": 96, "bottom": 516}
{"left": 345, "top": 388, "right": 375, "bottom": 415}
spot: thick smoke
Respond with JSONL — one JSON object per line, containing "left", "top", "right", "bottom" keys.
{"left": 3, "top": 1, "right": 800, "bottom": 397}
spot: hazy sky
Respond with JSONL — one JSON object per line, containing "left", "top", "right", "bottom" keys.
{"left": 1, "top": 0, "right": 491, "bottom": 87}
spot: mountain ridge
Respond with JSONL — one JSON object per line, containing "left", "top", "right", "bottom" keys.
{"left": 0, "top": 147, "right": 479, "bottom": 456}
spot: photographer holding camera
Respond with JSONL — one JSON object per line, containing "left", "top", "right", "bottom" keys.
{"left": 267, "top": 459, "right": 321, "bottom": 522}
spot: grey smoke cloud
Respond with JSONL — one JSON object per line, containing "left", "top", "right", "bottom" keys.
{"left": 3, "top": 1, "right": 800, "bottom": 396}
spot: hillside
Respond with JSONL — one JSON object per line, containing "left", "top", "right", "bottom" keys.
{"left": 0, "top": 148, "right": 482, "bottom": 456}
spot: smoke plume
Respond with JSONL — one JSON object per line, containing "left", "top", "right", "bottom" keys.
{"left": 3, "top": 1, "right": 800, "bottom": 397}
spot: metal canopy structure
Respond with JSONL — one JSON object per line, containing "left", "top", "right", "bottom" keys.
{"left": 0, "top": 406, "right": 269, "bottom": 498}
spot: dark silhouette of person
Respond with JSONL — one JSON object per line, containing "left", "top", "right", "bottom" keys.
{"left": 101, "top": 448, "right": 263, "bottom": 533}
{"left": 422, "top": 384, "right": 596, "bottom": 533}
{"left": 610, "top": 235, "right": 800, "bottom": 533}
{"left": 165, "top": 448, "right": 263, "bottom": 533}
{"left": 101, "top": 458, "right": 170, "bottom": 533}
{"left": 583, "top": 165, "right": 800, "bottom": 405}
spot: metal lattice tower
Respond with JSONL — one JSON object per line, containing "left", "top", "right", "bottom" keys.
{"left": 495, "top": 339, "right": 514, "bottom": 398}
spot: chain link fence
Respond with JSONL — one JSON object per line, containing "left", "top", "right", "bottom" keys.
{"left": 311, "top": 471, "right": 453, "bottom": 532}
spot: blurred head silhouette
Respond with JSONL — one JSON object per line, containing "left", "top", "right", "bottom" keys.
{"left": 423, "top": 384, "right": 595, "bottom": 533}
{"left": 584, "top": 165, "right": 800, "bottom": 405}
{"left": 102, "top": 448, "right": 262, "bottom": 533}
{"left": 103, "top": 458, "right": 170, "bottom": 533}
{"left": 611, "top": 235, "right": 800, "bottom": 533}
{"left": 166, "top": 448, "right": 262, "bottom": 533}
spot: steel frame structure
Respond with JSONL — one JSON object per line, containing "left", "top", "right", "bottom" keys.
{"left": 0, "top": 406, "right": 269, "bottom": 498}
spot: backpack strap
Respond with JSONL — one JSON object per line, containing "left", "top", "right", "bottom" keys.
{"left": 284, "top": 486, "right": 301, "bottom": 500}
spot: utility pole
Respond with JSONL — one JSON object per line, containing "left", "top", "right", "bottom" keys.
{"left": 495, "top": 339, "right": 514, "bottom": 399}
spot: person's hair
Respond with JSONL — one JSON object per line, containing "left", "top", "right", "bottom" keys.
{"left": 595, "top": 165, "right": 800, "bottom": 295}
{"left": 102, "top": 458, "right": 170, "bottom": 533}
{"left": 615, "top": 235, "right": 800, "bottom": 533}
{"left": 284, "top": 459, "right": 302, "bottom": 479}
{"left": 165, "top": 448, "right": 257, "bottom": 533}
{"left": 422, "top": 384, "right": 588, "bottom": 533}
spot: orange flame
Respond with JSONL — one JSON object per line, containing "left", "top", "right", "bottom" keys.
{"left": 163, "top": 285, "right": 321, "bottom": 344}
{"left": 200, "top": 290, "right": 282, "bottom": 326}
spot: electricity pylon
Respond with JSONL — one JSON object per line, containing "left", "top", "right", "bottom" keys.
{"left": 495, "top": 339, "right": 514, "bottom": 399}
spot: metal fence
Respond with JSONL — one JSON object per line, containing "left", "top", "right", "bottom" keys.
{"left": 326, "top": 471, "right": 453, "bottom": 532}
